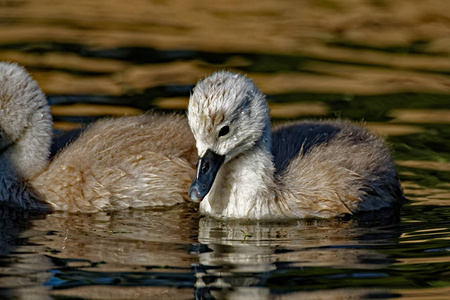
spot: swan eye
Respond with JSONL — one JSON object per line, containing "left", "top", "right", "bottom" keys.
{"left": 218, "top": 125, "right": 230, "bottom": 137}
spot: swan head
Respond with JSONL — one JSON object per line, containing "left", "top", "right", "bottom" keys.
{"left": 187, "top": 71, "right": 270, "bottom": 202}
{"left": 0, "top": 62, "right": 52, "bottom": 179}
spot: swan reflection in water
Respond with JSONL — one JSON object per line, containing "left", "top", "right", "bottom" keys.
{"left": 0, "top": 207, "right": 398, "bottom": 299}
{"left": 194, "top": 216, "right": 399, "bottom": 299}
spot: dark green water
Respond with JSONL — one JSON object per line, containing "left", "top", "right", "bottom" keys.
{"left": 1, "top": 0, "right": 450, "bottom": 299}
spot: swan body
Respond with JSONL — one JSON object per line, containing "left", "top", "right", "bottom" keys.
{"left": 188, "top": 71, "right": 405, "bottom": 220}
{"left": 0, "top": 62, "right": 197, "bottom": 212}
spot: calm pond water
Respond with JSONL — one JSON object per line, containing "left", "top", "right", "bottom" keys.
{"left": 1, "top": 0, "right": 450, "bottom": 299}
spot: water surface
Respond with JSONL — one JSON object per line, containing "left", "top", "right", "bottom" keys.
{"left": 0, "top": 0, "right": 449, "bottom": 299}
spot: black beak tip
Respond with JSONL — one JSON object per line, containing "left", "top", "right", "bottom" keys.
{"left": 188, "top": 184, "right": 204, "bottom": 203}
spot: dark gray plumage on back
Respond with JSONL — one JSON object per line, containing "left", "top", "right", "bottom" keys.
{"left": 272, "top": 120, "right": 404, "bottom": 212}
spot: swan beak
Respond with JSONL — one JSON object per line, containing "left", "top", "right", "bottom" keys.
{"left": 189, "top": 149, "right": 225, "bottom": 202}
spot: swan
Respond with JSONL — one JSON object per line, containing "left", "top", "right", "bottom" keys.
{"left": 188, "top": 71, "right": 405, "bottom": 220}
{"left": 0, "top": 62, "right": 197, "bottom": 212}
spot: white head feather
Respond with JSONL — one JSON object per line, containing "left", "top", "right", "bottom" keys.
{"left": 188, "top": 71, "right": 270, "bottom": 160}
{"left": 0, "top": 62, "right": 52, "bottom": 179}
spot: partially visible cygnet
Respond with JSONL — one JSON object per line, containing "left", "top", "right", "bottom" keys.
{"left": 0, "top": 62, "right": 197, "bottom": 212}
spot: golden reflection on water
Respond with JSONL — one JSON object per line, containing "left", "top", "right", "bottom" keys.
{"left": 398, "top": 161, "right": 450, "bottom": 172}
{"left": 399, "top": 180, "right": 450, "bottom": 206}
{"left": 1, "top": 0, "right": 450, "bottom": 298}
{"left": 1, "top": 0, "right": 450, "bottom": 97}
{"left": 24, "top": 66, "right": 450, "bottom": 97}
{"left": 51, "top": 104, "right": 143, "bottom": 117}
{"left": 396, "top": 287, "right": 450, "bottom": 300}
{"left": 364, "top": 123, "right": 424, "bottom": 136}
{"left": 399, "top": 227, "right": 450, "bottom": 245}
{"left": 389, "top": 109, "right": 450, "bottom": 124}
{"left": 269, "top": 102, "right": 329, "bottom": 118}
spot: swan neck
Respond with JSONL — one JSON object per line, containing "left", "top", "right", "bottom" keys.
{"left": 200, "top": 121, "right": 278, "bottom": 220}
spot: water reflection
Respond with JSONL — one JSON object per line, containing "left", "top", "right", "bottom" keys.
{"left": 0, "top": 200, "right": 448, "bottom": 299}
{"left": 0, "top": 207, "right": 52, "bottom": 299}
{"left": 194, "top": 217, "right": 401, "bottom": 299}
{"left": 0, "top": 206, "right": 402, "bottom": 299}
{"left": 1, "top": 207, "right": 200, "bottom": 299}
{"left": 0, "top": 0, "right": 449, "bottom": 298}
{"left": 33, "top": 208, "right": 200, "bottom": 269}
